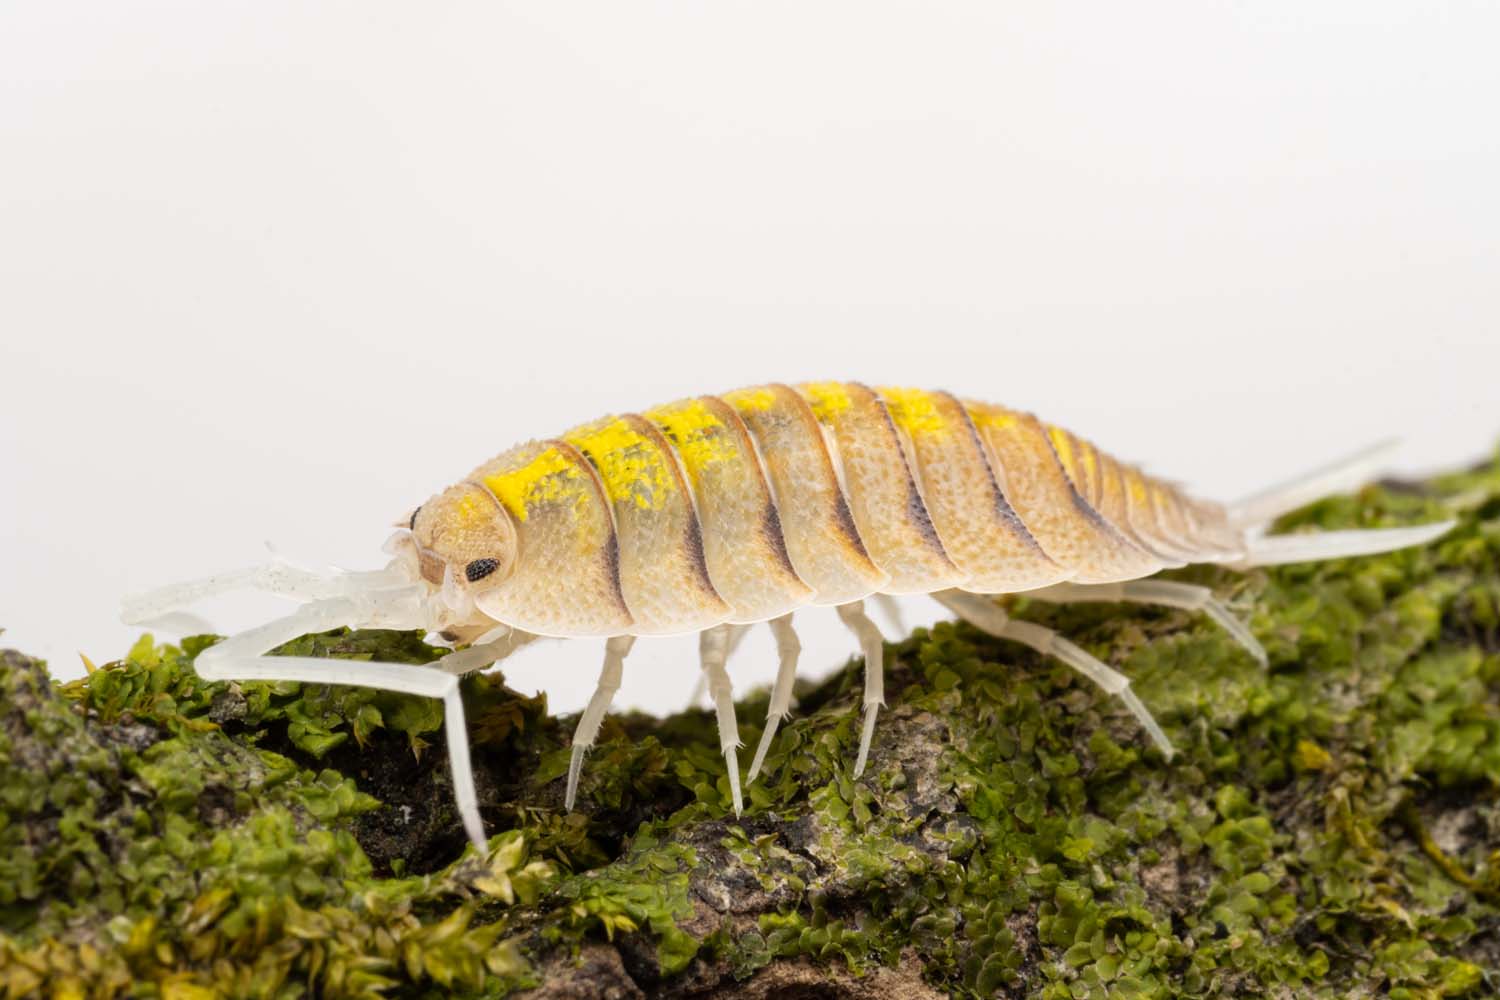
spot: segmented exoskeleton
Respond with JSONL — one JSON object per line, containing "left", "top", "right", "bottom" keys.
{"left": 124, "top": 382, "right": 1454, "bottom": 852}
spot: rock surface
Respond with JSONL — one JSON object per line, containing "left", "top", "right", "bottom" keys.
{"left": 4, "top": 456, "right": 1500, "bottom": 998}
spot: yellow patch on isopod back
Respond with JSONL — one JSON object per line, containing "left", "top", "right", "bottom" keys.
{"left": 877, "top": 386, "right": 950, "bottom": 439}
{"left": 644, "top": 398, "right": 737, "bottom": 481}
{"left": 801, "top": 381, "right": 854, "bottom": 421}
{"left": 482, "top": 447, "right": 582, "bottom": 522}
{"left": 563, "top": 417, "right": 674, "bottom": 511}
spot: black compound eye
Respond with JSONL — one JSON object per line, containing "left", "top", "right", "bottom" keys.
{"left": 465, "top": 558, "right": 500, "bottom": 583}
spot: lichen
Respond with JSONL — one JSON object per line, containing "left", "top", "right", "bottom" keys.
{"left": 4, "top": 452, "right": 1500, "bottom": 997}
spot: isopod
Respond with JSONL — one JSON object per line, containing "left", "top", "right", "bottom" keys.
{"left": 123, "top": 382, "right": 1454, "bottom": 852}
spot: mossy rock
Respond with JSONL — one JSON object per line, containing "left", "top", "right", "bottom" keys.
{"left": 5, "top": 455, "right": 1500, "bottom": 998}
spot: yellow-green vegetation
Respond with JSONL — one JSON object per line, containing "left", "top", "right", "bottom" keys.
{"left": 5, "top": 454, "right": 1500, "bottom": 998}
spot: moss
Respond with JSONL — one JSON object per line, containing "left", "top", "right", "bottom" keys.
{"left": 3, "top": 452, "right": 1500, "bottom": 997}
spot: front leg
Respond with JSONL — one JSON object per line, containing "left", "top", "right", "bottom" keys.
{"left": 189, "top": 597, "right": 515, "bottom": 853}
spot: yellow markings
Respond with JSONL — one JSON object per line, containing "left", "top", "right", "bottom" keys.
{"left": 725, "top": 386, "right": 779, "bottom": 414}
{"left": 1047, "top": 425, "right": 1076, "bottom": 474}
{"left": 455, "top": 490, "right": 489, "bottom": 526}
{"left": 878, "top": 386, "right": 947, "bottom": 438}
{"left": 646, "top": 399, "right": 737, "bottom": 478}
{"left": 1125, "top": 468, "right": 1149, "bottom": 504}
{"left": 1148, "top": 483, "right": 1182, "bottom": 526}
{"left": 564, "top": 419, "right": 675, "bottom": 512}
{"left": 801, "top": 382, "right": 853, "bottom": 421}
{"left": 563, "top": 418, "right": 673, "bottom": 511}
{"left": 482, "top": 447, "right": 581, "bottom": 521}
{"left": 969, "top": 406, "right": 1018, "bottom": 433}
{"left": 1079, "top": 439, "right": 1099, "bottom": 486}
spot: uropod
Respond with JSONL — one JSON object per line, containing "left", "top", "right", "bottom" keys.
{"left": 123, "top": 382, "right": 1454, "bottom": 852}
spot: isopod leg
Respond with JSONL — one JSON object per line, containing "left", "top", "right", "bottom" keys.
{"left": 565, "top": 635, "right": 636, "bottom": 811}
{"left": 934, "top": 590, "right": 1175, "bottom": 759}
{"left": 747, "top": 613, "right": 801, "bottom": 784}
{"left": 434, "top": 628, "right": 540, "bottom": 674}
{"left": 189, "top": 596, "right": 515, "bottom": 853}
{"left": 685, "top": 624, "right": 750, "bottom": 709}
{"left": 836, "top": 601, "right": 886, "bottom": 778}
{"left": 1024, "top": 581, "right": 1266, "bottom": 666}
{"left": 871, "top": 593, "right": 908, "bottom": 637}
{"left": 699, "top": 625, "right": 745, "bottom": 814}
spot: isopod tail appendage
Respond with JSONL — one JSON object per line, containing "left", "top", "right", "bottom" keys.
{"left": 1232, "top": 520, "right": 1456, "bottom": 568}
{"left": 1221, "top": 438, "right": 1456, "bottom": 566}
{"left": 1227, "top": 439, "right": 1402, "bottom": 532}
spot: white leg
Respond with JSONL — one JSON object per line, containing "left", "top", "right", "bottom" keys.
{"left": 747, "top": 613, "right": 801, "bottom": 784}
{"left": 836, "top": 601, "right": 886, "bottom": 778}
{"left": 565, "top": 635, "right": 636, "bottom": 811}
{"left": 1025, "top": 580, "right": 1266, "bottom": 666}
{"left": 684, "top": 623, "right": 749, "bottom": 709}
{"left": 934, "top": 590, "right": 1174, "bottom": 759}
{"left": 190, "top": 596, "right": 507, "bottom": 854}
{"left": 433, "top": 628, "right": 538, "bottom": 675}
{"left": 871, "top": 593, "right": 908, "bottom": 637}
{"left": 699, "top": 624, "right": 745, "bottom": 814}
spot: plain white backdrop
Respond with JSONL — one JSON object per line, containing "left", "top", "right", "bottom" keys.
{"left": 3, "top": 3, "right": 1497, "bottom": 717}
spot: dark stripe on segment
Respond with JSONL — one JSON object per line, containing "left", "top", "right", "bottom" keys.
{"left": 798, "top": 381, "right": 959, "bottom": 592}
{"left": 765, "top": 383, "right": 874, "bottom": 562}
{"left": 708, "top": 396, "right": 807, "bottom": 588}
{"left": 830, "top": 489, "right": 867, "bottom": 561}
{"left": 1116, "top": 463, "right": 1195, "bottom": 562}
{"left": 1040, "top": 424, "right": 1149, "bottom": 547}
{"left": 1098, "top": 454, "right": 1183, "bottom": 564}
{"left": 938, "top": 389, "right": 1049, "bottom": 556}
{"left": 725, "top": 382, "right": 887, "bottom": 603}
{"left": 855, "top": 382, "right": 953, "bottom": 562}
{"left": 562, "top": 411, "right": 729, "bottom": 631}
{"left": 1043, "top": 426, "right": 1105, "bottom": 526}
{"left": 548, "top": 437, "right": 632, "bottom": 623}
{"left": 620, "top": 413, "right": 725, "bottom": 608}
{"left": 1066, "top": 430, "right": 1103, "bottom": 509}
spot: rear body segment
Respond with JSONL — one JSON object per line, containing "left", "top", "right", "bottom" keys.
{"left": 463, "top": 382, "right": 1247, "bottom": 636}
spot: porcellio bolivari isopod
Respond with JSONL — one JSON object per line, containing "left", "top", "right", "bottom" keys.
{"left": 124, "top": 382, "right": 1454, "bottom": 852}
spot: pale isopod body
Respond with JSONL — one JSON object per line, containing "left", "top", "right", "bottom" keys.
{"left": 124, "top": 383, "right": 1455, "bottom": 852}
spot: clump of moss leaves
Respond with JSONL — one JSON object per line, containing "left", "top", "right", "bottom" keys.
{"left": 6, "top": 455, "right": 1500, "bottom": 1000}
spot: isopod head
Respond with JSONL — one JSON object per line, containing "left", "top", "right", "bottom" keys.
{"left": 409, "top": 482, "right": 519, "bottom": 617}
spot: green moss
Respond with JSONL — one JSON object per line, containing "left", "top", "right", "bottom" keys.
{"left": 4, "top": 453, "right": 1500, "bottom": 996}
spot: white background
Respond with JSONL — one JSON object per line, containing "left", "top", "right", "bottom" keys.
{"left": 3, "top": 3, "right": 1497, "bottom": 716}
